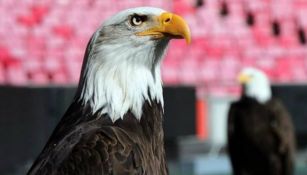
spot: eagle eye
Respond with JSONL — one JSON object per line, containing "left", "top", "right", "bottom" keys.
{"left": 130, "top": 14, "right": 147, "bottom": 26}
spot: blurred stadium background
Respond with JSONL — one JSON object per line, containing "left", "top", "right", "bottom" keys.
{"left": 1, "top": 0, "right": 307, "bottom": 174}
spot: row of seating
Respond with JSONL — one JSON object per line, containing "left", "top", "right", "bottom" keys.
{"left": 2, "top": 48, "right": 306, "bottom": 85}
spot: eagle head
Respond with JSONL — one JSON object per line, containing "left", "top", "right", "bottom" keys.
{"left": 77, "top": 7, "right": 191, "bottom": 122}
{"left": 237, "top": 67, "right": 272, "bottom": 103}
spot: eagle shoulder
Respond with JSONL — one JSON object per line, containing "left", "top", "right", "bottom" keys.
{"left": 266, "top": 98, "right": 296, "bottom": 154}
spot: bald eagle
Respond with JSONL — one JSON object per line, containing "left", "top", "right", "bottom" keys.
{"left": 227, "top": 68, "right": 296, "bottom": 175}
{"left": 27, "top": 7, "right": 190, "bottom": 175}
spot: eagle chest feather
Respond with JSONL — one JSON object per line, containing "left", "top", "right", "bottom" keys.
{"left": 28, "top": 101, "right": 167, "bottom": 175}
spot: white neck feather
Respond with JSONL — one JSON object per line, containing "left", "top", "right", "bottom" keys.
{"left": 77, "top": 33, "right": 167, "bottom": 122}
{"left": 245, "top": 78, "right": 272, "bottom": 104}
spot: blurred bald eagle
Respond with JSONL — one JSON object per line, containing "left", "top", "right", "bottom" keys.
{"left": 27, "top": 7, "right": 190, "bottom": 175}
{"left": 227, "top": 68, "right": 296, "bottom": 175}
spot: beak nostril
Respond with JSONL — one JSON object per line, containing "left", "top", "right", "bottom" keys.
{"left": 165, "top": 18, "right": 171, "bottom": 23}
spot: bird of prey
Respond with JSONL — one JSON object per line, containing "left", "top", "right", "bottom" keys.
{"left": 27, "top": 7, "right": 190, "bottom": 175}
{"left": 227, "top": 67, "right": 296, "bottom": 175}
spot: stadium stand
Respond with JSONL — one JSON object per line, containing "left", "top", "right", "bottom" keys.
{"left": 1, "top": 0, "right": 307, "bottom": 96}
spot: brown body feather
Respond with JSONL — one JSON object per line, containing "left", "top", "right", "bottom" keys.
{"left": 227, "top": 96, "right": 296, "bottom": 175}
{"left": 27, "top": 100, "right": 167, "bottom": 175}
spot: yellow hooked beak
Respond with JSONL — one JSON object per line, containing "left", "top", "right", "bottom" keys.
{"left": 136, "top": 12, "right": 191, "bottom": 44}
{"left": 237, "top": 73, "right": 252, "bottom": 84}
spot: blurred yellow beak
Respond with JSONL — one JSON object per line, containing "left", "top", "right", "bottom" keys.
{"left": 137, "top": 12, "right": 191, "bottom": 44}
{"left": 237, "top": 74, "right": 251, "bottom": 84}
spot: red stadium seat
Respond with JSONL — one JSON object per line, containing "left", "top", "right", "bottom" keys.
{"left": 65, "top": 60, "right": 82, "bottom": 83}
{"left": 29, "top": 71, "right": 49, "bottom": 85}
{"left": 51, "top": 71, "right": 68, "bottom": 84}
{"left": 161, "top": 58, "right": 180, "bottom": 84}
{"left": 179, "top": 57, "right": 199, "bottom": 85}
{"left": 6, "top": 59, "right": 28, "bottom": 85}
{"left": 0, "top": 62, "right": 5, "bottom": 83}
{"left": 52, "top": 25, "right": 74, "bottom": 40}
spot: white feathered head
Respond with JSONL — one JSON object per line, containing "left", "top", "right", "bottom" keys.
{"left": 77, "top": 7, "right": 191, "bottom": 121}
{"left": 237, "top": 67, "right": 272, "bottom": 103}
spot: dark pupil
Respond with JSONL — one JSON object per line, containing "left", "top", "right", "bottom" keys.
{"left": 134, "top": 16, "right": 141, "bottom": 23}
